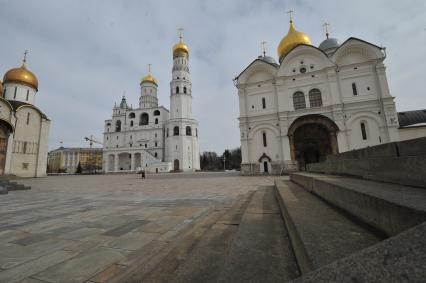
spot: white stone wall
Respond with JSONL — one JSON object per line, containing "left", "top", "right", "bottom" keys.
{"left": 3, "top": 83, "right": 37, "bottom": 105}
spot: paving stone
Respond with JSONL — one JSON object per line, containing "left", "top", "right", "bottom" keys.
{"left": 103, "top": 220, "right": 150, "bottom": 237}
{"left": 0, "top": 249, "right": 78, "bottom": 283}
{"left": 33, "top": 247, "right": 129, "bottom": 283}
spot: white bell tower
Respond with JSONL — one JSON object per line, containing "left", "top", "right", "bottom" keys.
{"left": 166, "top": 29, "right": 200, "bottom": 171}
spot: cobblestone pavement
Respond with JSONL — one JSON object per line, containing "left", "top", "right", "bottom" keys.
{"left": 0, "top": 172, "right": 274, "bottom": 283}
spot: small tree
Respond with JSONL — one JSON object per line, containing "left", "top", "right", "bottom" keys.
{"left": 76, "top": 162, "right": 82, "bottom": 174}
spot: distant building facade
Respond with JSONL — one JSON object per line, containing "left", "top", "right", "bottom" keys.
{"left": 234, "top": 18, "right": 426, "bottom": 174}
{"left": 48, "top": 147, "right": 102, "bottom": 173}
{"left": 0, "top": 54, "right": 50, "bottom": 177}
{"left": 103, "top": 33, "right": 200, "bottom": 173}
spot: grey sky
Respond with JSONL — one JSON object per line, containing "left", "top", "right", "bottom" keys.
{"left": 1, "top": 0, "right": 425, "bottom": 153}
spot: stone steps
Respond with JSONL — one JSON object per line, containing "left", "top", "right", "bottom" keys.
{"left": 290, "top": 172, "right": 426, "bottom": 236}
{"left": 0, "top": 180, "right": 31, "bottom": 194}
{"left": 216, "top": 187, "right": 300, "bottom": 282}
{"left": 275, "top": 179, "right": 383, "bottom": 274}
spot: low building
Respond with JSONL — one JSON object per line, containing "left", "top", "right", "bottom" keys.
{"left": 48, "top": 147, "right": 102, "bottom": 174}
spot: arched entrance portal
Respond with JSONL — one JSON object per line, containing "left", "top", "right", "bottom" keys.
{"left": 0, "top": 120, "right": 13, "bottom": 175}
{"left": 174, "top": 159, "right": 180, "bottom": 171}
{"left": 288, "top": 115, "right": 339, "bottom": 169}
{"left": 258, "top": 153, "right": 271, "bottom": 174}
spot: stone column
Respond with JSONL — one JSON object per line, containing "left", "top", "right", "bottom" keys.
{"left": 130, "top": 153, "right": 135, "bottom": 172}
{"left": 114, "top": 154, "right": 119, "bottom": 172}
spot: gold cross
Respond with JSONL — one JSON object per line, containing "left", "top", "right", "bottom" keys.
{"left": 261, "top": 41, "right": 267, "bottom": 56}
{"left": 23, "top": 49, "right": 28, "bottom": 64}
{"left": 177, "top": 27, "right": 184, "bottom": 42}
{"left": 322, "top": 22, "right": 330, "bottom": 38}
{"left": 286, "top": 10, "right": 294, "bottom": 22}
{"left": 148, "top": 63, "right": 152, "bottom": 74}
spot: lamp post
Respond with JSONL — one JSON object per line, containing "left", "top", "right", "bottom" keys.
{"left": 223, "top": 155, "right": 226, "bottom": 171}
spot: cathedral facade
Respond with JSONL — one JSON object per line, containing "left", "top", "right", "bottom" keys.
{"left": 235, "top": 18, "right": 425, "bottom": 174}
{"left": 0, "top": 55, "right": 50, "bottom": 177}
{"left": 103, "top": 35, "right": 200, "bottom": 173}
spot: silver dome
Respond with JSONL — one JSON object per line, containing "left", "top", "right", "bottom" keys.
{"left": 319, "top": 37, "right": 339, "bottom": 52}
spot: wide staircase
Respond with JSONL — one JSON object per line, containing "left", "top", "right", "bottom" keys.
{"left": 102, "top": 171, "right": 426, "bottom": 282}
{"left": 0, "top": 178, "right": 31, "bottom": 194}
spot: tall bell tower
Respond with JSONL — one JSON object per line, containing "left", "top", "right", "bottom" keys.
{"left": 166, "top": 29, "right": 200, "bottom": 171}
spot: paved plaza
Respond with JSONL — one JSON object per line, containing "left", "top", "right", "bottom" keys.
{"left": 0, "top": 172, "right": 274, "bottom": 283}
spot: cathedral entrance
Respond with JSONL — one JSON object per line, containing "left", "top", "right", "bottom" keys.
{"left": 0, "top": 122, "right": 11, "bottom": 175}
{"left": 288, "top": 115, "right": 339, "bottom": 170}
{"left": 174, "top": 159, "right": 180, "bottom": 171}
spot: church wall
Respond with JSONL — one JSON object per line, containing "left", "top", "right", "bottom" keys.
{"left": 398, "top": 127, "right": 426, "bottom": 141}
{"left": 3, "top": 83, "right": 37, "bottom": 104}
{"left": 0, "top": 100, "right": 12, "bottom": 122}
{"left": 35, "top": 119, "right": 50, "bottom": 177}
{"left": 10, "top": 108, "right": 42, "bottom": 177}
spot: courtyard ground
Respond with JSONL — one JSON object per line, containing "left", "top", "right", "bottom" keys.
{"left": 0, "top": 172, "right": 274, "bottom": 283}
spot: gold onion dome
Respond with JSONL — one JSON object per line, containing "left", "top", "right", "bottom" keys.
{"left": 277, "top": 20, "right": 312, "bottom": 62}
{"left": 172, "top": 42, "right": 189, "bottom": 58}
{"left": 141, "top": 65, "right": 158, "bottom": 86}
{"left": 3, "top": 63, "right": 38, "bottom": 91}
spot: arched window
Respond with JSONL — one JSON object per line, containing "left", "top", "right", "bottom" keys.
{"left": 115, "top": 120, "right": 121, "bottom": 132}
{"left": 352, "top": 83, "right": 358, "bottom": 96}
{"left": 155, "top": 118, "right": 158, "bottom": 124}
{"left": 293, "top": 91, "right": 306, "bottom": 110}
{"left": 309, "top": 89, "right": 323, "bottom": 107}
{"left": 262, "top": 97, "right": 266, "bottom": 109}
{"left": 129, "top": 112, "right": 135, "bottom": 118}
{"left": 361, "top": 122, "right": 367, "bottom": 140}
{"left": 173, "top": 126, "right": 179, "bottom": 136}
{"left": 140, "top": 113, "right": 149, "bottom": 125}
{"left": 176, "top": 86, "right": 179, "bottom": 94}
{"left": 183, "top": 87, "right": 187, "bottom": 94}
{"left": 153, "top": 110, "right": 160, "bottom": 116}
{"left": 167, "top": 128, "right": 169, "bottom": 137}
{"left": 130, "top": 121, "right": 134, "bottom": 127}
{"left": 262, "top": 132, "right": 267, "bottom": 147}
{"left": 186, "top": 126, "right": 192, "bottom": 136}
{"left": 154, "top": 152, "right": 158, "bottom": 158}
{"left": 196, "top": 128, "right": 198, "bottom": 137}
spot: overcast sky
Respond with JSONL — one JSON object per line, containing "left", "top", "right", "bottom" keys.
{"left": 1, "top": 0, "right": 425, "bottom": 153}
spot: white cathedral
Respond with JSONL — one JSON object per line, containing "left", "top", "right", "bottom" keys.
{"left": 235, "top": 16, "right": 426, "bottom": 174}
{"left": 0, "top": 54, "right": 50, "bottom": 177}
{"left": 103, "top": 34, "right": 200, "bottom": 173}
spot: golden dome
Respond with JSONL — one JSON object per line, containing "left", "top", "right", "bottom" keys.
{"left": 141, "top": 73, "right": 157, "bottom": 86}
{"left": 172, "top": 42, "right": 189, "bottom": 58}
{"left": 277, "top": 21, "right": 312, "bottom": 62}
{"left": 3, "top": 63, "right": 38, "bottom": 91}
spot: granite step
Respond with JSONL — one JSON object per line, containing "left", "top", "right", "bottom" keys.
{"left": 275, "top": 179, "right": 383, "bottom": 274}
{"left": 145, "top": 192, "right": 254, "bottom": 283}
{"left": 217, "top": 187, "right": 300, "bottom": 282}
{"left": 290, "top": 172, "right": 426, "bottom": 236}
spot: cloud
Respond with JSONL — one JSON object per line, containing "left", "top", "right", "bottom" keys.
{"left": 1, "top": 0, "right": 425, "bottom": 153}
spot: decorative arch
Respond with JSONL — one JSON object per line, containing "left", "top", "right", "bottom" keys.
{"left": 129, "top": 112, "right": 135, "bottom": 118}
{"left": 247, "top": 123, "right": 279, "bottom": 139}
{"left": 332, "top": 38, "right": 384, "bottom": 65}
{"left": 235, "top": 59, "right": 278, "bottom": 85}
{"left": 153, "top": 110, "right": 160, "bottom": 116}
{"left": 186, "top": 126, "right": 192, "bottom": 136}
{"left": 288, "top": 114, "right": 339, "bottom": 167}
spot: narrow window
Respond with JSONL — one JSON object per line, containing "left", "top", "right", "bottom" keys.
{"left": 183, "top": 86, "right": 187, "bottom": 94}
{"left": 262, "top": 132, "right": 267, "bottom": 147}
{"left": 293, "top": 91, "right": 306, "bottom": 110}
{"left": 26, "top": 90, "right": 29, "bottom": 101}
{"left": 155, "top": 142, "right": 157, "bottom": 147}
{"left": 309, "top": 89, "right": 323, "bottom": 107}
{"left": 26, "top": 112, "right": 30, "bottom": 125}
{"left": 155, "top": 118, "right": 158, "bottom": 124}
{"left": 176, "top": 86, "right": 179, "bottom": 94}
{"left": 115, "top": 120, "right": 121, "bottom": 132}
{"left": 145, "top": 144, "right": 147, "bottom": 148}
{"left": 174, "top": 126, "right": 179, "bottom": 136}
{"left": 262, "top": 97, "right": 266, "bottom": 109}
{"left": 352, "top": 83, "right": 358, "bottom": 96}
{"left": 154, "top": 152, "right": 158, "bottom": 157}
{"left": 186, "top": 126, "right": 192, "bottom": 136}
{"left": 14, "top": 87, "right": 17, "bottom": 99}
{"left": 130, "top": 120, "right": 134, "bottom": 127}
{"left": 361, "top": 122, "right": 367, "bottom": 140}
